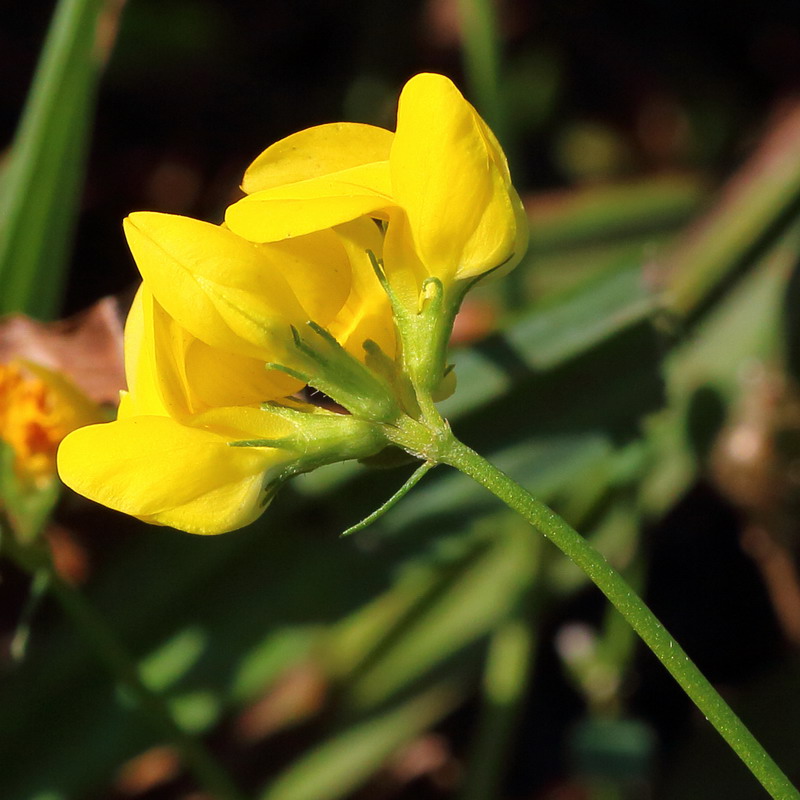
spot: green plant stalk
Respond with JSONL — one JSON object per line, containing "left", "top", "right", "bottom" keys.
{"left": 438, "top": 435, "right": 798, "bottom": 800}
{"left": 4, "top": 533, "right": 247, "bottom": 800}
{"left": 456, "top": 0, "right": 526, "bottom": 311}
{"left": 459, "top": 605, "right": 538, "bottom": 800}
{"left": 0, "top": 0, "right": 110, "bottom": 318}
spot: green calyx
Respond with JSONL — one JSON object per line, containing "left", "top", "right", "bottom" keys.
{"left": 365, "top": 251, "right": 463, "bottom": 411}
{"left": 232, "top": 404, "right": 390, "bottom": 481}
{"left": 266, "top": 321, "right": 403, "bottom": 423}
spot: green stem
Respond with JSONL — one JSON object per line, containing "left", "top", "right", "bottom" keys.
{"left": 439, "top": 435, "right": 798, "bottom": 800}
{"left": 5, "top": 535, "right": 247, "bottom": 800}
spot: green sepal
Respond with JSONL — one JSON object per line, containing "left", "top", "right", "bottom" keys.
{"left": 340, "top": 460, "right": 435, "bottom": 537}
{"left": 269, "top": 321, "right": 402, "bottom": 423}
{"left": 0, "top": 441, "right": 60, "bottom": 545}
{"left": 229, "top": 408, "right": 391, "bottom": 490}
{"left": 363, "top": 338, "right": 420, "bottom": 417}
{"left": 228, "top": 438, "right": 298, "bottom": 450}
{"left": 366, "top": 249, "right": 463, "bottom": 401}
{"left": 358, "top": 444, "right": 420, "bottom": 469}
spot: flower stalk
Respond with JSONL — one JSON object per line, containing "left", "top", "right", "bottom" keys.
{"left": 3, "top": 530, "right": 246, "bottom": 800}
{"left": 432, "top": 432, "right": 798, "bottom": 800}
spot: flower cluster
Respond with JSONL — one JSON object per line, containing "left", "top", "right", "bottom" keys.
{"left": 57, "top": 73, "right": 528, "bottom": 534}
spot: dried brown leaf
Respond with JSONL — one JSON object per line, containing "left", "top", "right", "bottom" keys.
{"left": 0, "top": 297, "right": 126, "bottom": 405}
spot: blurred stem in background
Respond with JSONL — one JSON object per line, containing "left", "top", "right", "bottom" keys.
{"left": 459, "top": 530, "right": 543, "bottom": 800}
{"left": 457, "top": 0, "right": 526, "bottom": 310}
{"left": 2, "top": 524, "right": 248, "bottom": 800}
{"left": 663, "top": 103, "right": 800, "bottom": 324}
{"left": 456, "top": 0, "right": 507, "bottom": 151}
{"left": 0, "top": 0, "right": 123, "bottom": 319}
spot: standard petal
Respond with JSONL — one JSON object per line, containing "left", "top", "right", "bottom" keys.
{"left": 124, "top": 213, "right": 350, "bottom": 361}
{"left": 226, "top": 162, "right": 393, "bottom": 243}
{"left": 242, "top": 122, "right": 393, "bottom": 194}
{"left": 390, "top": 73, "right": 518, "bottom": 280}
{"left": 57, "top": 412, "right": 290, "bottom": 534}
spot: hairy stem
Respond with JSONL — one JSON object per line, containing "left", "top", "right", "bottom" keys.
{"left": 439, "top": 434, "right": 797, "bottom": 800}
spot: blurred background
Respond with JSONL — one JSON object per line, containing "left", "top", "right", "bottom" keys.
{"left": 3, "top": 1, "right": 800, "bottom": 798}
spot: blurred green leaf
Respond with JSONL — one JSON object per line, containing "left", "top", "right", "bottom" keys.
{"left": 641, "top": 233, "right": 798, "bottom": 516}
{"left": 527, "top": 176, "right": 707, "bottom": 255}
{"left": 663, "top": 102, "right": 800, "bottom": 320}
{"left": 0, "top": 0, "right": 121, "bottom": 319}
{"left": 258, "top": 684, "right": 460, "bottom": 800}
{"left": 442, "top": 260, "right": 657, "bottom": 418}
{"left": 334, "top": 516, "right": 540, "bottom": 711}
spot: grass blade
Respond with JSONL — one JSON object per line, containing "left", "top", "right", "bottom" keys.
{"left": 0, "top": 0, "right": 122, "bottom": 319}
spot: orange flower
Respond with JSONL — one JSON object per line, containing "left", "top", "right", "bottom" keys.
{"left": 0, "top": 360, "right": 100, "bottom": 487}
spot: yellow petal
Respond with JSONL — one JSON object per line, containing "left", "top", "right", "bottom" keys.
{"left": 381, "top": 208, "right": 430, "bottom": 308}
{"left": 390, "top": 73, "right": 518, "bottom": 281}
{"left": 325, "top": 219, "right": 395, "bottom": 358}
{"left": 460, "top": 186, "right": 529, "bottom": 282}
{"left": 121, "top": 286, "right": 191, "bottom": 417}
{"left": 122, "top": 287, "right": 168, "bottom": 416}
{"left": 268, "top": 231, "right": 355, "bottom": 324}
{"left": 143, "top": 474, "right": 271, "bottom": 534}
{"left": 226, "top": 162, "right": 393, "bottom": 243}
{"left": 124, "top": 213, "right": 350, "bottom": 361}
{"left": 57, "top": 410, "right": 291, "bottom": 534}
{"left": 123, "top": 287, "right": 301, "bottom": 416}
{"left": 183, "top": 338, "right": 301, "bottom": 409}
{"left": 242, "top": 122, "right": 393, "bottom": 194}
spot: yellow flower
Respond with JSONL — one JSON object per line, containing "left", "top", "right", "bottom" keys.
{"left": 57, "top": 288, "right": 388, "bottom": 534}
{"left": 56, "top": 73, "right": 529, "bottom": 535}
{"left": 225, "top": 73, "right": 528, "bottom": 304}
{"left": 0, "top": 360, "right": 99, "bottom": 487}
